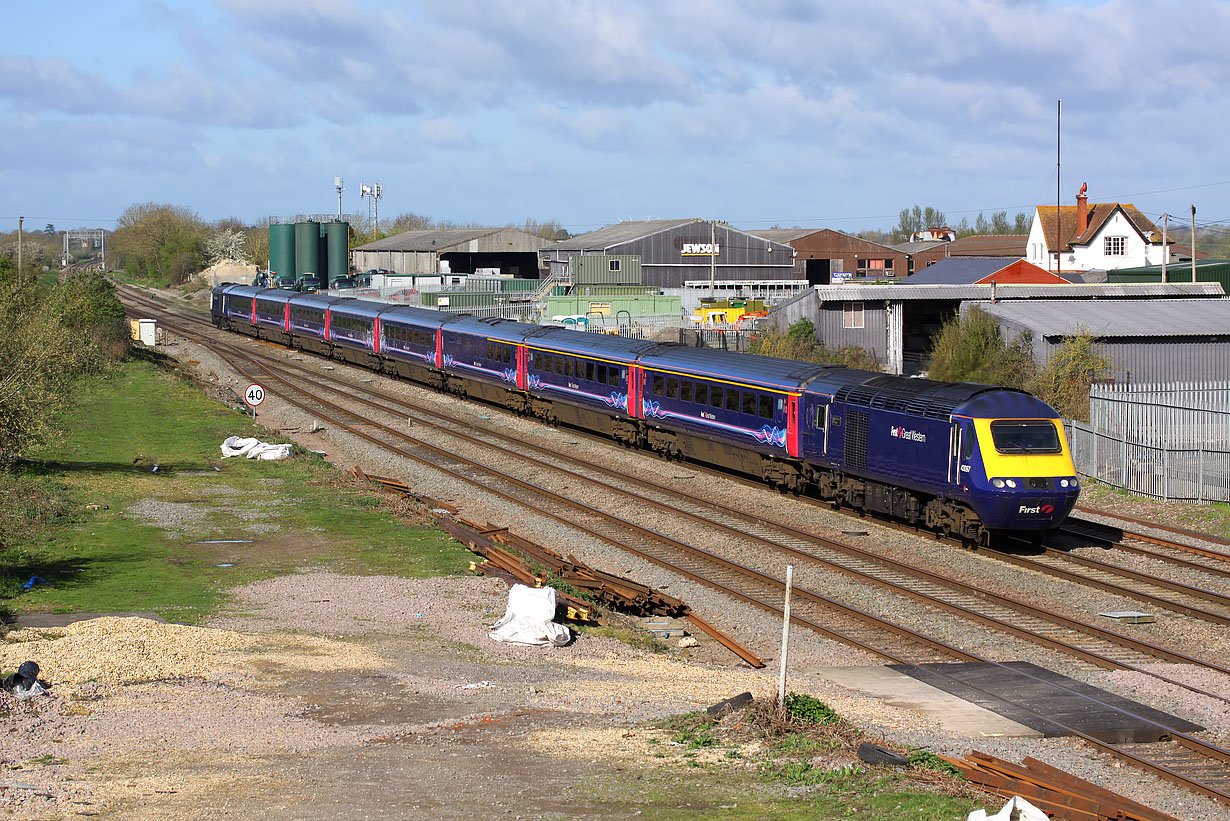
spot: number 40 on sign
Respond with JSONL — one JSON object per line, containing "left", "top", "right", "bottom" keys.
{"left": 243, "top": 383, "right": 265, "bottom": 417}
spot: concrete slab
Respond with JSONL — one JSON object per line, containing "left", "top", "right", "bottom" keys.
{"left": 894, "top": 662, "right": 1203, "bottom": 743}
{"left": 6, "top": 612, "right": 167, "bottom": 629}
{"left": 808, "top": 665, "right": 1044, "bottom": 738}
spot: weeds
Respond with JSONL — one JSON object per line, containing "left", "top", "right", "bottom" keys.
{"left": 908, "top": 750, "right": 964, "bottom": 778}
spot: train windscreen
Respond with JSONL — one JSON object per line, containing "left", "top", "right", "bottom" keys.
{"left": 989, "top": 420, "right": 1061, "bottom": 454}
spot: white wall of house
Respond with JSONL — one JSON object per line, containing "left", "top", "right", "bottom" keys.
{"left": 1027, "top": 207, "right": 1170, "bottom": 271}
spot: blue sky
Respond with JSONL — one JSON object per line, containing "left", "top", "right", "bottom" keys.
{"left": 3, "top": 0, "right": 1229, "bottom": 236}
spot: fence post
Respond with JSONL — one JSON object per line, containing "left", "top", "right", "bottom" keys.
{"left": 1199, "top": 447, "right": 1205, "bottom": 505}
{"left": 1120, "top": 431, "right": 1128, "bottom": 490}
{"left": 1163, "top": 448, "right": 1169, "bottom": 501}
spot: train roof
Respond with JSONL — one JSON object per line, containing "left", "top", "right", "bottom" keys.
{"left": 288, "top": 292, "right": 351, "bottom": 311}
{"left": 806, "top": 371, "right": 1044, "bottom": 421}
{"left": 442, "top": 314, "right": 544, "bottom": 343}
{"left": 524, "top": 327, "right": 660, "bottom": 361}
{"left": 957, "top": 389, "right": 1058, "bottom": 420}
{"left": 378, "top": 304, "right": 460, "bottom": 329}
{"left": 252, "top": 290, "right": 295, "bottom": 305}
{"left": 324, "top": 298, "right": 386, "bottom": 319}
{"left": 637, "top": 346, "right": 830, "bottom": 391}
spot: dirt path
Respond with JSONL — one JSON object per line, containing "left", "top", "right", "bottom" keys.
{"left": 2, "top": 573, "right": 783, "bottom": 819}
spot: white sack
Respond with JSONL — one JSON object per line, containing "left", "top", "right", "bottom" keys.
{"left": 967, "top": 795, "right": 1049, "bottom": 821}
{"left": 489, "top": 584, "right": 571, "bottom": 647}
{"left": 221, "top": 436, "right": 294, "bottom": 461}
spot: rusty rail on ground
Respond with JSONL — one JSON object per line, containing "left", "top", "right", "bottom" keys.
{"left": 943, "top": 751, "right": 1180, "bottom": 821}
{"left": 352, "top": 467, "right": 764, "bottom": 668}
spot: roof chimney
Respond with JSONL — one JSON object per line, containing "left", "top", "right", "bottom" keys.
{"left": 1076, "top": 182, "right": 1088, "bottom": 237}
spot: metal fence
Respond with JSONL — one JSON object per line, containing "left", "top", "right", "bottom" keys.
{"left": 1066, "top": 382, "right": 1230, "bottom": 502}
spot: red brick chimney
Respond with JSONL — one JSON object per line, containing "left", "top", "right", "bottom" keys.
{"left": 1076, "top": 182, "right": 1088, "bottom": 237}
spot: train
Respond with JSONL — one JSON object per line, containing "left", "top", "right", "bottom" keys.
{"left": 211, "top": 284, "right": 1080, "bottom": 544}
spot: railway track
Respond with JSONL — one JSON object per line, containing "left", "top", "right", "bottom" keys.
{"left": 121, "top": 286, "right": 1230, "bottom": 810}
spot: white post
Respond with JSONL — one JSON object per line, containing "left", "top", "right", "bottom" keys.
{"left": 777, "top": 565, "right": 794, "bottom": 708}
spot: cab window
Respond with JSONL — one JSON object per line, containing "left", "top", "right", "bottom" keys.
{"left": 989, "top": 420, "right": 1061, "bottom": 454}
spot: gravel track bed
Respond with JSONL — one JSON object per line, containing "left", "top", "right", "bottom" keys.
{"left": 134, "top": 317, "right": 1230, "bottom": 820}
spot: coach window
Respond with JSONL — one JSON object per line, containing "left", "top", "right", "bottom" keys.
{"left": 609, "top": 367, "right": 620, "bottom": 386}
{"left": 743, "top": 392, "right": 756, "bottom": 416}
{"left": 681, "top": 381, "right": 693, "bottom": 403}
{"left": 652, "top": 374, "right": 665, "bottom": 395}
{"left": 666, "top": 378, "right": 678, "bottom": 399}
{"left": 564, "top": 359, "right": 574, "bottom": 378}
{"left": 694, "top": 383, "right": 708, "bottom": 405}
{"left": 759, "top": 395, "right": 773, "bottom": 419}
{"left": 962, "top": 427, "right": 976, "bottom": 460}
{"left": 726, "top": 389, "right": 739, "bottom": 413}
{"left": 711, "top": 385, "right": 724, "bottom": 408}
{"left": 553, "top": 356, "right": 563, "bottom": 375}
{"left": 586, "top": 361, "right": 596, "bottom": 382}
{"left": 596, "top": 364, "right": 607, "bottom": 384}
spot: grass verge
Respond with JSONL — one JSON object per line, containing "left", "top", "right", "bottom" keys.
{"left": 1, "top": 352, "right": 469, "bottom": 625}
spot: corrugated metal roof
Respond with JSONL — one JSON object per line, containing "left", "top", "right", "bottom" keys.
{"left": 945, "top": 233, "right": 1029, "bottom": 256}
{"left": 809, "top": 283, "right": 1224, "bottom": 301}
{"left": 887, "top": 241, "right": 949, "bottom": 253}
{"left": 353, "top": 227, "right": 512, "bottom": 253}
{"left": 546, "top": 219, "right": 703, "bottom": 250}
{"left": 900, "top": 257, "right": 1009, "bottom": 284}
{"left": 747, "top": 228, "right": 819, "bottom": 243}
{"left": 975, "top": 299, "right": 1230, "bottom": 338}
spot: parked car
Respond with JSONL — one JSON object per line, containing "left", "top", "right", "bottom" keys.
{"left": 295, "top": 275, "right": 322, "bottom": 293}
{"left": 274, "top": 275, "right": 297, "bottom": 290}
{"left": 331, "top": 276, "right": 356, "bottom": 290}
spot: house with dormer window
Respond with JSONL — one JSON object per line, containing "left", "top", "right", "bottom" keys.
{"left": 1025, "top": 183, "right": 1170, "bottom": 272}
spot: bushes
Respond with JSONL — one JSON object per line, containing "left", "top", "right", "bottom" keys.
{"left": 751, "top": 320, "right": 881, "bottom": 371}
{"left": 927, "top": 307, "right": 1110, "bottom": 422}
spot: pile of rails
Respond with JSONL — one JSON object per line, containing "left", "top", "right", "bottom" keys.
{"left": 352, "top": 468, "right": 763, "bottom": 667}
{"left": 944, "top": 751, "right": 1179, "bottom": 821}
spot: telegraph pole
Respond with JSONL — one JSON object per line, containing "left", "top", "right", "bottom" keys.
{"left": 1055, "top": 99, "right": 1061, "bottom": 273}
{"left": 709, "top": 220, "right": 716, "bottom": 299}
{"left": 17, "top": 216, "right": 23, "bottom": 286}
{"left": 1191, "top": 204, "right": 1198, "bottom": 282}
{"left": 1161, "top": 213, "right": 1168, "bottom": 283}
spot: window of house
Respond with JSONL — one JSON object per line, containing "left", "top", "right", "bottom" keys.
{"left": 1104, "top": 235, "right": 1127, "bottom": 256}
{"left": 608, "top": 259, "right": 621, "bottom": 272}
{"left": 843, "top": 302, "right": 865, "bottom": 329}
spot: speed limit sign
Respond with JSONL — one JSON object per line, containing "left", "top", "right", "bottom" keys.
{"left": 243, "top": 383, "right": 266, "bottom": 408}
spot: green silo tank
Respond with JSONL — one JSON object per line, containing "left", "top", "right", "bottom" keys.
{"left": 317, "top": 223, "right": 329, "bottom": 282}
{"left": 295, "top": 220, "right": 320, "bottom": 278}
{"left": 269, "top": 222, "right": 295, "bottom": 281}
{"left": 324, "top": 220, "right": 349, "bottom": 283}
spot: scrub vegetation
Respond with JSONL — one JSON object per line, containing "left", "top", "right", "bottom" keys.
{"left": 749, "top": 318, "right": 881, "bottom": 371}
{"left": 926, "top": 308, "right": 1111, "bottom": 421}
{"left": 642, "top": 695, "right": 980, "bottom": 819}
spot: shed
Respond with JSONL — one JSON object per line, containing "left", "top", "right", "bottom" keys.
{"left": 770, "top": 283, "right": 1224, "bottom": 377}
{"left": 1107, "top": 260, "right": 1230, "bottom": 295}
{"left": 900, "top": 257, "right": 1072, "bottom": 286}
{"left": 971, "top": 298, "right": 1230, "bottom": 382}
{"left": 351, "top": 227, "right": 549, "bottom": 278}
{"left": 542, "top": 219, "right": 795, "bottom": 289}
{"left": 750, "top": 228, "right": 906, "bottom": 285}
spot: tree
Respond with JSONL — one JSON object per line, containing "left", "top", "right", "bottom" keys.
{"left": 1029, "top": 332, "right": 1110, "bottom": 422}
{"left": 927, "top": 307, "right": 1035, "bottom": 387}
{"left": 203, "top": 228, "right": 249, "bottom": 265}
{"left": 750, "top": 319, "right": 880, "bottom": 370}
{"left": 892, "top": 205, "right": 947, "bottom": 243}
{"left": 110, "top": 203, "right": 206, "bottom": 286}
{"left": 46, "top": 270, "right": 129, "bottom": 364}
{"left": 43, "top": 224, "right": 56, "bottom": 236}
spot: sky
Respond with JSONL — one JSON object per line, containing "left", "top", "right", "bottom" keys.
{"left": 3, "top": 0, "right": 1230, "bottom": 237}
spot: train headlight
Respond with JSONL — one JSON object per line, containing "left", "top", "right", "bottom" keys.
{"left": 992, "top": 478, "right": 1005, "bottom": 488}
{"left": 1059, "top": 478, "right": 1069, "bottom": 488}
{"left": 1005, "top": 479, "right": 1018, "bottom": 488}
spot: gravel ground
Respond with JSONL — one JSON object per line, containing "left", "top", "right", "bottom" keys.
{"left": 21, "top": 293, "right": 1220, "bottom": 819}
